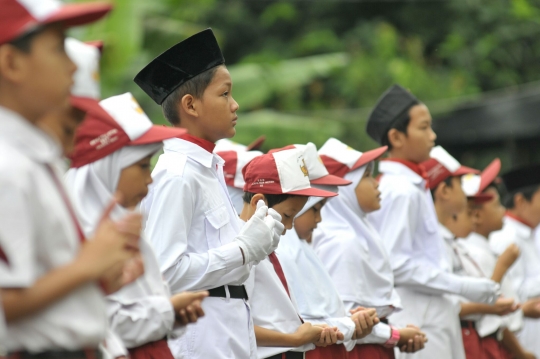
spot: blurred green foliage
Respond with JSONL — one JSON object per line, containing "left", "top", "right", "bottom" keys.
{"left": 70, "top": 0, "right": 540, "bottom": 152}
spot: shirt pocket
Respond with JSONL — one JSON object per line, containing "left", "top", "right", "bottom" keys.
{"left": 204, "top": 204, "right": 230, "bottom": 248}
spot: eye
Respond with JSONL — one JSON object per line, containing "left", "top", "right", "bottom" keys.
{"left": 283, "top": 214, "right": 291, "bottom": 219}
{"left": 222, "top": 91, "right": 229, "bottom": 97}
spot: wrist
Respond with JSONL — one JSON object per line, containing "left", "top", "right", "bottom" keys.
{"left": 384, "top": 326, "right": 400, "bottom": 348}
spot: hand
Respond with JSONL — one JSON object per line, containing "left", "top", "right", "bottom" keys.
{"left": 460, "top": 277, "right": 500, "bottom": 304}
{"left": 266, "top": 208, "right": 285, "bottom": 251}
{"left": 173, "top": 292, "right": 208, "bottom": 326}
{"left": 350, "top": 308, "right": 378, "bottom": 339}
{"left": 235, "top": 200, "right": 274, "bottom": 264}
{"left": 313, "top": 326, "right": 342, "bottom": 347}
{"left": 496, "top": 244, "right": 520, "bottom": 272}
{"left": 489, "top": 297, "right": 520, "bottom": 316}
{"left": 294, "top": 322, "right": 324, "bottom": 346}
{"left": 522, "top": 298, "right": 540, "bottom": 318}
{"left": 398, "top": 325, "right": 427, "bottom": 353}
{"left": 518, "top": 351, "right": 536, "bottom": 359}
{"left": 98, "top": 254, "right": 145, "bottom": 294}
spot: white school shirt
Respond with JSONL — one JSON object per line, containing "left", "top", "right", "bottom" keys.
{"left": 490, "top": 216, "right": 540, "bottom": 356}
{"left": 368, "top": 161, "right": 465, "bottom": 359}
{"left": 142, "top": 138, "right": 256, "bottom": 359}
{"left": 244, "top": 254, "right": 314, "bottom": 358}
{"left": 276, "top": 229, "right": 356, "bottom": 351}
{"left": 457, "top": 233, "right": 523, "bottom": 337}
{"left": 0, "top": 106, "right": 107, "bottom": 352}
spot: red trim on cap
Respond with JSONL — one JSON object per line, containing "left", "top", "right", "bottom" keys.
{"left": 216, "top": 151, "right": 238, "bottom": 187}
{"left": 267, "top": 145, "right": 296, "bottom": 154}
{"left": 320, "top": 155, "right": 350, "bottom": 178}
{"left": 44, "top": 2, "right": 112, "bottom": 28}
{"left": 179, "top": 133, "right": 215, "bottom": 153}
{"left": 131, "top": 126, "right": 186, "bottom": 145}
{"left": 246, "top": 135, "right": 265, "bottom": 151}
{"left": 85, "top": 40, "right": 104, "bottom": 53}
{"left": 455, "top": 166, "right": 480, "bottom": 176}
{"left": 479, "top": 159, "right": 501, "bottom": 193}
{"left": 469, "top": 192, "right": 494, "bottom": 205}
{"left": 288, "top": 187, "right": 337, "bottom": 197}
{"left": 0, "top": 0, "right": 36, "bottom": 45}
{"left": 352, "top": 146, "right": 388, "bottom": 171}
{"left": 310, "top": 174, "right": 352, "bottom": 186}
{"left": 505, "top": 211, "right": 534, "bottom": 229}
{"left": 423, "top": 159, "right": 452, "bottom": 190}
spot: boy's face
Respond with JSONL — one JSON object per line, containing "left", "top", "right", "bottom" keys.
{"left": 0, "top": 25, "right": 76, "bottom": 122}
{"left": 116, "top": 155, "right": 153, "bottom": 209}
{"left": 355, "top": 164, "right": 381, "bottom": 213}
{"left": 447, "top": 200, "right": 475, "bottom": 239}
{"left": 436, "top": 176, "right": 467, "bottom": 216}
{"left": 38, "top": 103, "right": 85, "bottom": 156}
{"left": 271, "top": 196, "right": 309, "bottom": 234}
{"left": 516, "top": 187, "right": 540, "bottom": 227}
{"left": 397, "top": 104, "right": 436, "bottom": 163}
{"left": 475, "top": 187, "right": 504, "bottom": 233}
{"left": 294, "top": 200, "right": 326, "bottom": 242}
{"left": 195, "top": 65, "right": 239, "bottom": 143}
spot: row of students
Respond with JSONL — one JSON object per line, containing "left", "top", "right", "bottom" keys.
{"left": 3, "top": 2, "right": 540, "bottom": 359}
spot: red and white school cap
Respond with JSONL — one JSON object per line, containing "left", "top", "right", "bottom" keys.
{"left": 269, "top": 143, "right": 352, "bottom": 186}
{"left": 65, "top": 37, "right": 110, "bottom": 120}
{"left": 0, "top": 0, "right": 112, "bottom": 45}
{"left": 217, "top": 150, "right": 263, "bottom": 189}
{"left": 461, "top": 158, "right": 501, "bottom": 204}
{"left": 422, "top": 146, "right": 479, "bottom": 190}
{"left": 70, "top": 92, "right": 187, "bottom": 168}
{"left": 318, "top": 138, "right": 388, "bottom": 178}
{"left": 242, "top": 148, "right": 337, "bottom": 197}
{"left": 214, "top": 135, "right": 266, "bottom": 153}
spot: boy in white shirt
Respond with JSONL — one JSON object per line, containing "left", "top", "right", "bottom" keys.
{"left": 136, "top": 29, "right": 282, "bottom": 359}
{"left": 366, "top": 84, "right": 500, "bottom": 359}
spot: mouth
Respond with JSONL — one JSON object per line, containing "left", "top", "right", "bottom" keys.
{"left": 232, "top": 116, "right": 238, "bottom": 125}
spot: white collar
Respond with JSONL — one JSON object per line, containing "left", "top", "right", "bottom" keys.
{"left": 464, "top": 232, "right": 492, "bottom": 251}
{"left": 378, "top": 160, "right": 425, "bottom": 186}
{"left": 438, "top": 223, "right": 455, "bottom": 244}
{"left": 0, "top": 105, "right": 60, "bottom": 163}
{"left": 163, "top": 137, "right": 223, "bottom": 169}
{"left": 505, "top": 215, "right": 533, "bottom": 240}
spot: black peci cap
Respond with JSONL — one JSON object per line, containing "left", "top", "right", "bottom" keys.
{"left": 502, "top": 164, "right": 540, "bottom": 193}
{"left": 366, "top": 84, "right": 419, "bottom": 144}
{"left": 134, "top": 28, "right": 225, "bottom": 105}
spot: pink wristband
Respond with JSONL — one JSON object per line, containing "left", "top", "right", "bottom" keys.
{"left": 384, "top": 326, "right": 400, "bottom": 348}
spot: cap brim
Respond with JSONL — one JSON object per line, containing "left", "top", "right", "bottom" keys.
{"left": 479, "top": 159, "right": 501, "bottom": 192}
{"left": 130, "top": 125, "right": 188, "bottom": 145}
{"left": 310, "top": 174, "right": 352, "bottom": 186}
{"left": 352, "top": 146, "right": 388, "bottom": 170}
{"left": 85, "top": 40, "right": 104, "bottom": 53}
{"left": 455, "top": 165, "right": 480, "bottom": 176}
{"left": 287, "top": 187, "right": 338, "bottom": 197}
{"left": 469, "top": 192, "right": 495, "bottom": 205}
{"left": 246, "top": 135, "right": 266, "bottom": 151}
{"left": 70, "top": 95, "right": 113, "bottom": 121}
{"left": 44, "top": 2, "right": 112, "bottom": 28}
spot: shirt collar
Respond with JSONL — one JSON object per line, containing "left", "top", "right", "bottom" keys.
{"left": 179, "top": 133, "right": 216, "bottom": 153}
{"left": 465, "top": 232, "right": 491, "bottom": 251}
{"left": 378, "top": 160, "right": 426, "bottom": 186}
{"left": 438, "top": 223, "right": 455, "bottom": 244}
{"left": 163, "top": 137, "right": 223, "bottom": 168}
{"left": 0, "top": 106, "right": 60, "bottom": 163}
{"left": 505, "top": 213, "right": 534, "bottom": 239}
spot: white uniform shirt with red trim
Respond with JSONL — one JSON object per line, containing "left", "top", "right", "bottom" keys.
{"left": 141, "top": 138, "right": 256, "bottom": 359}
{"left": 368, "top": 160, "right": 466, "bottom": 359}
{"left": 0, "top": 106, "right": 107, "bottom": 352}
{"left": 490, "top": 216, "right": 540, "bottom": 356}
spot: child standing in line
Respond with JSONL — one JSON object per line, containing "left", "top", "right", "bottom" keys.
{"left": 366, "top": 84, "right": 500, "bottom": 359}
{"left": 135, "top": 29, "right": 281, "bottom": 359}
{"left": 313, "top": 138, "right": 428, "bottom": 359}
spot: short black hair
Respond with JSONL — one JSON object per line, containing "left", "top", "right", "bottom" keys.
{"left": 381, "top": 114, "right": 411, "bottom": 151}
{"left": 503, "top": 184, "right": 540, "bottom": 209}
{"left": 161, "top": 65, "right": 222, "bottom": 125}
{"left": 430, "top": 176, "right": 455, "bottom": 200}
{"left": 242, "top": 192, "right": 296, "bottom": 208}
{"left": 8, "top": 26, "right": 46, "bottom": 53}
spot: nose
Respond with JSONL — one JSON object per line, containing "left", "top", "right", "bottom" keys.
{"left": 430, "top": 127, "right": 437, "bottom": 142}
{"left": 231, "top": 96, "right": 239, "bottom": 112}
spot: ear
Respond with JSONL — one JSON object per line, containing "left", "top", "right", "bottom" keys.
{"left": 513, "top": 193, "right": 525, "bottom": 209}
{"left": 472, "top": 208, "right": 482, "bottom": 225}
{"left": 0, "top": 45, "right": 25, "bottom": 83}
{"left": 387, "top": 128, "right": 405, "bottom": 149}
{"left": 180, "top": 94, "right": 199, "bottom": 118}
{"left": 249, "top": 193, "right": 267, "bottom": 210}
{"left": 434, "top": 182, "right": 448, "bottom": 200}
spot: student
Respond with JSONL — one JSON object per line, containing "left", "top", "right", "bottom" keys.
{"left": 451, "top": 161, "right": 533, "bottom": 359}
{"left": 0, "top": 1, "right": 142, "bottom": 357}
{"left": 272, "top": 142, "right": 387, "bottom": 359}
{"left": 64, "top": 92, "right": 210, "bottom": 359}
{"left": 366, "top": 84, "right": 500, "bottom": 359}
{"left": 135, "top": 29, "right": 282, "bottom": 359}
{"left": 313, "top": 138, "right": 428, "bottom": 359}
{"left": 240, "top": 148, "right": 341, "bottom": 359}
{"left": 216, "top": 149, "right": 263, "bottom": 214}
{"left": 490, "top": 164, "right": 540, "bottom": 357}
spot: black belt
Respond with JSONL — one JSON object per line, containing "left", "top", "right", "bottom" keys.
{"left": 485, "top": 331, "right": 499, "bottom": 340}
{"left": 380, "top": 317, "right": 389, "bottom": 325}
{"left": 267, "top": 351, "right": 304, "bottom": 359}
{"left": 208, "top": 285, "right": 248, "bottom": 300}
{"left": 460, "top": 320, "right": 476, "bottom": 329}
{"left": 8, "top": 349, "right": 102, "bottom": 359}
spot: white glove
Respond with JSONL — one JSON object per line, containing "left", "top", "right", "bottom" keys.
{"left": 235, "top": 200, "right": 273, "bottom": 264}
{"left": 460, "top": 277, "right": 501, "bottom": 304}
{"left": 266, "top": 208, "right": 284, "bottom": 252}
